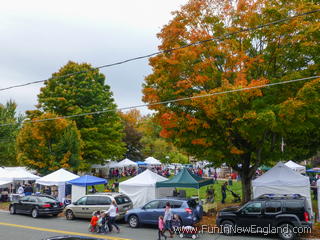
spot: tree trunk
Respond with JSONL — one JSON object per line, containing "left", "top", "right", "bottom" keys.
{"left": 240, "top": 171, "right": 253, "bottom": 203}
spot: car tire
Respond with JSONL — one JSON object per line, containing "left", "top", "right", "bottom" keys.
{"left": 31, "top": 208, "right": 39, "bottom": 218}
{"left": 9, "top": 205, "right": 16, "bottom": 215}
{"left": 179, "top": 233, "right": 184, "bottom": 238}
{"left": 278, "top": 223, "right": 296, "bottom": 240}
{"left": 65, "top": 210, "right": 75, "bottom": 220}
{"left": 221, "top": 220, "right": 235, "bottom": 236}
{"left": 128, "top": 215, "right": 139, "bottom": 228}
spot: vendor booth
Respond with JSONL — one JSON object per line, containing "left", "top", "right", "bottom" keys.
{"left": 119, "top": 169, "right": 170, "bottom": 207}
{"left": 36, "top": 169, "right": 79, "bottom": 202}
{"left": 253, "top": 162, "right": 312, "bottom": 214}
{"left": 144, "top": 157, "right": 161, "bottom": 166}
{"left": 285, "top": 160, "right": 306, "bottom": 174}
{"left": 118, "top": 158, "right": 138, "bottom": 168}
{"left": 156, "top": 168, "right": 214, "bottom": 199}
{"left": 68, "top": 175, "right": 107, "bottom": 202}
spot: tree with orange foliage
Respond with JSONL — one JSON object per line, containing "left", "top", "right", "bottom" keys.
{"left": 16, "top": 113, "right": 83, "bottom": 174}
{"left": 143, "top": 0, "right": 319, "bottom": 202}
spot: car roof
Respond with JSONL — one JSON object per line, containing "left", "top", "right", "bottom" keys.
{"left": 87, "top": 192, "right": 124, "bottom": 197}
{"left": 255, "top": 194, "right": 306, "bottom": 201}
{"left": 157, "top": 197, "right": 193, "bottom": 201}
{"left": 44, "top": 235, "right": 104, "bottom": 240}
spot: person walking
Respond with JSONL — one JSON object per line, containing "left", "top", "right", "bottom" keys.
{"left": 158, "top": 216, "right": 167, "bottom": 240}
{"left": 163, "top": 202, "right": 173, "bottom": 238}
{"left": 221, "top": 182, "right": 228, "bottom": 204}
{"left": 105, "top": 200, "right": 120, "bottom": 233}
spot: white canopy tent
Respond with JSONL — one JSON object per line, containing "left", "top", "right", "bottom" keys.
{"left": 118, "top": 158, "right": 138, "bottom": 168}
{"left": 284, "top": 160, "right": 306, "bottom": 174}
{"left": 119, "top": 169, "right": 172, "bottom": 207}
{"left": 36, "top": 169, "right": 79, "bottom": 202}
{"left": 144, "top": 157, "right": 162, "bottom": 166}
{"left": 253, "top": 162, "right": 312, "bottom": 214}
{"left": 0, "top": 167, "right": 40, "bottom": 181}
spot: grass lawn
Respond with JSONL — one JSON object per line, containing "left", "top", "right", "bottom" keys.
{"left": 92, "top": 176, "right": 242, "bottom": 204}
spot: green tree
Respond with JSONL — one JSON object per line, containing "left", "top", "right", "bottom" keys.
{"left": 0, "top": 101, "right": 21, "bottom": 166}
{"left": 16, "top": 113, "right": 82, "bottom": 174}
{"left": 143, "top": 0, "right": 320, "bottom": 201}
{"left": 37, "top": 61, "right": 125, "bottom": 167}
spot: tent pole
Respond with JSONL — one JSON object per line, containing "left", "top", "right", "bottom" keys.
{"left": 198, "top": 188, "right": 200, "bottom": 201}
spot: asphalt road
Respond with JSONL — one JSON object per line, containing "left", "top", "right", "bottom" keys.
{"left": 0, "top": 211, "right": 279, "bottom": 240}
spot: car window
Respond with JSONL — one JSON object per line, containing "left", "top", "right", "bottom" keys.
{"left": 284, "top": 201, "right": 304, "bottom": 213}
{"left": 20, "top": 196, "right": 30, "bottom": 202}
{"left": 158, "top": 201, "right": 167, "bottom": 209}
{"left": 115, "top": 196, "right": 131, "bottom": 205}
{"left": 170, "top": 200, "right": 183, "bottom": 208}
{"left": 144, "top": 200, "right": 159, "bottom": 209}
{"left": 38, "top": 197, "right": 57, "bottom": 203}
{"left": 187, "top": 199, "right": 197, "bottom": 208}
{"left": 86, "top": 196, "right": 100, "bottom": 205}
{"left": 28, "top": 196, "right": 37, "bottom": 202}
{"left": 76, "top": 196, "right": 87, "bottom": 205}
{"left": 97, "top": 196, "right": 112, "bottom": 205}
{"left": 265, "top": 201, "right": 281, "bottom": 214}
{"left": 243, "top": 202, "right": 262, "bottom": 214}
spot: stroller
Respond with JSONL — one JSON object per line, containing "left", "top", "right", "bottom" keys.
{"left": 179, "top": 226, "right": 199, "bottom": 239}
{"left": 228, "top": 189, "right": 241, "bottom": 203}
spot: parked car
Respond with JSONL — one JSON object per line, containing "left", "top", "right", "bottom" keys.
{"left": 9, "top": 195, "right": 63, "bottom": 218}
{"left": 125, "top": 197, "right": 203, "bottom": 228}
{"left": 64, "top": 193, "right": 133, "bottom": 220}
{"left": 216, "top": 194, "right": 312, "bottom": 240}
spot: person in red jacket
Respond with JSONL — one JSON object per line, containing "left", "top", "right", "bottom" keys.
{"left": 89, "top": 211, "right": 100, "bottom": 232}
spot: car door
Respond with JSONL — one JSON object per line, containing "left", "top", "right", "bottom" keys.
{"left": 86, "top": 196, "right": 112, "bottom": 218}
{"left": 139, "top": 200, "right": 160, "bottom": 224}
{"left": 16, "top": 196, "right": 30, "bottom": 213}
{"left": 237, "top": 201, "right": 266, "bottom": 228}
{"left": 72, "top": 196, "right": 88, "bottom": 218}
{"left": 26, "top": 196, "right": 38, "bottom": 214}
{"left": 264, "top": 201, "right": 282, "bottom": 227}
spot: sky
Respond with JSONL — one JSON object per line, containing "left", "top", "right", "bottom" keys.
{"left": 0, "top": 0, "right": 188, "bottom": 115}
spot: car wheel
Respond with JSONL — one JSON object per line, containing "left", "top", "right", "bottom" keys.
{"left": 278, "top": 224, "right": 296, "bottom": 240}
{"left": 128, "top": 215, "right": 139, "bottom": 228}
{"left": 221, "top": 220, "right": 235, "bottom": 236}
{"left": 9, "top": 205, "right": 15, "bottom": 215}
{"left": 65, "top": 210, "right": 75, "bottom": 220}
{"left": 192, "top": 234, "right": 197, "bottom": 239}
{"left": 31, "top": 208, "right": 39, "bottom": 218}
{"left": 179, "top": 233, "right": 184, "bottom": 238}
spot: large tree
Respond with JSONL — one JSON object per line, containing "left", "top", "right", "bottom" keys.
{"left": 16, "top": 113, "right": 82, "bottom": 174}
{"left": 143, "top": 0, "right": 320, "bottom": 201}
{"left": 37, "top": 61, "right": 125, "bottom": 167}
{"left": 0, "top": 101, "right": 21, "bottom": 166}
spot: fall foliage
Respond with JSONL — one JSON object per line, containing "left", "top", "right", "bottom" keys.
{"left": 143, "top": 0, "right": 320, "bottom": 201}
{"left": 16, "top": 113, "right": 82, "bottom": 174}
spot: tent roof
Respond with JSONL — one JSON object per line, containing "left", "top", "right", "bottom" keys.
{"left": 144, "top": 157, "right": 161, "bottom": 165}
{"left": 118, "top": 158, "right": 138, "bottom": 167}
{"left": 285, "top": 160, "right": 306, "bottom": 170}
{"left": 0, "top": 167, "right": 39, "bottom": 181}
{"left": 253, "top": 162, "right": 309, "bottom": 187}
{"left": 119, "top": 169, "right": 167, "bottom": 187}
{"left": 36, "top": 169, "right": 79, "bottom": 186}
{"left": 156, "top": 168, "right": 213, "bottom": 189}
{"left": 68, "top": 175, "right": 107, "bottom": 187}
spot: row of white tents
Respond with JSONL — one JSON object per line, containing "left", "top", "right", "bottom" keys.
{"left": 92, "top": 157, "right": 162, "bottom": 169}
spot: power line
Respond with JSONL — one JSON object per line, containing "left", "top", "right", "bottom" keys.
{"left": 0, "top": 9, "right": 318, "bottom": 92}
{"left": 0, "top": 75, "right": 318, "bottom": 127}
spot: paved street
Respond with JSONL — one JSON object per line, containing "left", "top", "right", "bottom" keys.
{"left": 0, "top": 211, "right": 279, "bottom": 240}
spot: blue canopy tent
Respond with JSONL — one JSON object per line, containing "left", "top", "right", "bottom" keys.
{"left": 306, "top": 169, "right": 320, "bottom": 173}
{"left": 136, "top": 161, "right": 147, "bottom": 166}
{"left": 68, "top": 175, "right": 107, "bottom": 187}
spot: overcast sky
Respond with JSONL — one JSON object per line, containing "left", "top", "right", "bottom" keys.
{"left": 0, "top": 0, "right": 188, "bottom": 115}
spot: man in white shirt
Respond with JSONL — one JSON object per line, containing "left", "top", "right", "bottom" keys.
{"left": 17, "top": 185, "right": 24, "bottom": 197}
{"left": 105, "top": 200, "right": 120, "bottom": 233}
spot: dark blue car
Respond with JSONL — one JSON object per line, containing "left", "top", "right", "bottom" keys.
{"left": 125, "top": 198, "right": 203, "bottom": 228}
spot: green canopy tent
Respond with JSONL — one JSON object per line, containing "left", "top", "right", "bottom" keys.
{"left": 156, "top": 168, "right": 214, "bottom": 199}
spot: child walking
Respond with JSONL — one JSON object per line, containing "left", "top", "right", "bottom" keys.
{"left": 89, "top": 211, "right": 100, "bottom": 232}
{"left": 158, "top": 216, "right": 167, "bottom": 240}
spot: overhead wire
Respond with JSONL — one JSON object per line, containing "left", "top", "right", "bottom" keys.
{"left": 0, "top": 9, "right": 318, "bottom": 92}
{"left": 0, "top": 75, "right": 318, "bottom": 127}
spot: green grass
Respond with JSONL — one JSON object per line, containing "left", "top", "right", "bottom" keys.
{"left": 92, "top": 176, "right": 242, "bottom": 204}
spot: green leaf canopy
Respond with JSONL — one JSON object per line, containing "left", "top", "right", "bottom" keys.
{"left": 156, "top": 168, "right": 213, "bottom": 189}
